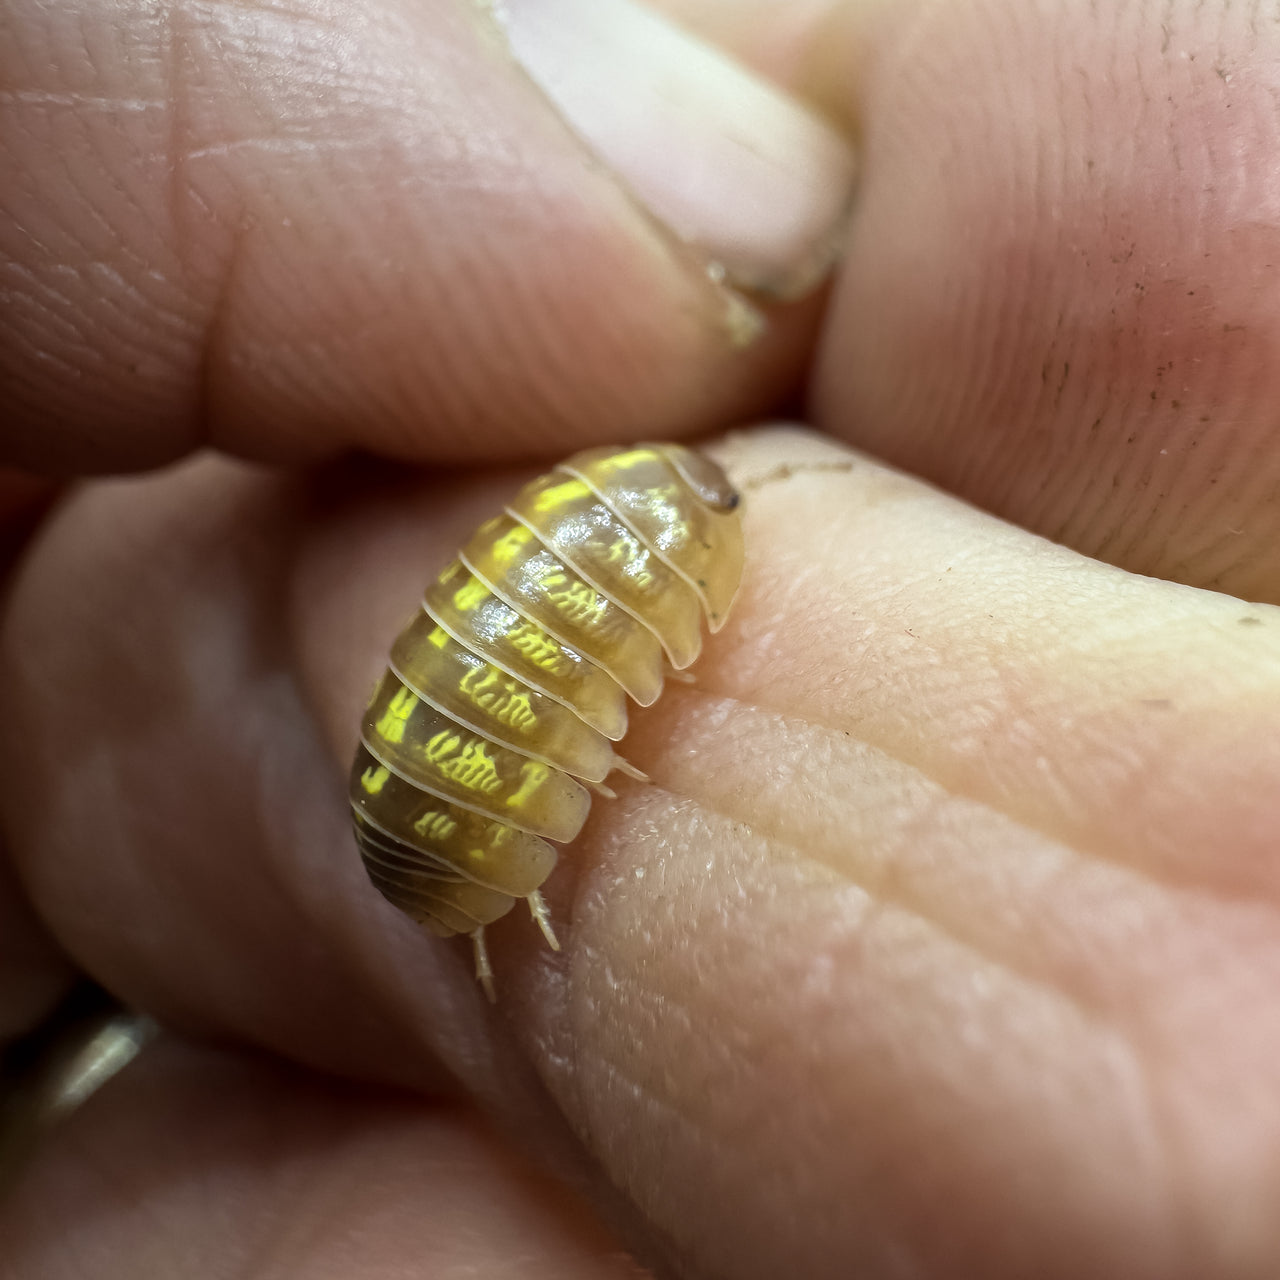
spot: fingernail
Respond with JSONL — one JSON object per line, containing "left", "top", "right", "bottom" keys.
{"left": 487, "top": 0, "right": 857, "bottom": 300}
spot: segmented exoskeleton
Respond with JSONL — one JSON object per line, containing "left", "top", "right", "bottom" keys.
{"left": 350, "top": 444, "right": 745, "bottom": 997}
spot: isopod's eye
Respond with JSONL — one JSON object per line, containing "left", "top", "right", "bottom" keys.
{"left": 660, "top": 445, "right": 741, "bottom": 512}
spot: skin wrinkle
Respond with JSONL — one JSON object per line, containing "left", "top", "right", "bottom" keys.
{"left": 6, "top": 257, "right": 115, "bottom": 371}
{"left": 0, "top": 91, "right": 165, "bottom": 111}
{"left": 703, "top": 456, "right": 1280, "bottom": 876}
{"left": 809, "top": 0, "right": 1280, "bottom": 602}
{"left": 442, "top": 214, "right": 579, "bottom": 448}
{"left": 234, "top": 1116, "right": 433, "bottom": 1277}
{"left": 1024, "top": 8, "right": 1085, "bottom": 507}
{"left": 10, "top": 8, "right": 201, "bottom": 452}
{"left": 307, "top": 6, "right": 740, "bottom": 446}
{"left": 637, "top": 686, "right": 1280, "bottom": 1035}
{"left": 74, "top": 115, "right": 152, "bottom": 254}
{"left": 565, "top": 864, "right": 860, "bottom": 1273}
{"left": 78, "top": 258, "right": 165, "bottom": 315}
{"left": 695, "top": 643, "right": 1267, "bottom": 908}
{"left": 199, "top": 0, "right": 347, "bottom": 32}
{"left": 94, "top": 3, "right": 328, "bottom": 434}
{"left": 579, "top": 930, "right": 1143, "bottom": 1280}
{"left": 583, "top": 1044, "right": 878, "bottom": 1279}
{"left": 562, "top": 793, "right": 1178, "bottom": 1278}
{"left": 3, "top": 265, "right": 86, "bottom": 351}
{"left": 634, "top": 723, "right": 1148, "bottom": 1044}
{"left": 523, "top": 944, "right": 700, "bottom": 1280}
{"left": 7, "top": 480, "right": 441, "bottom": 1085}
{"left": 179, "top": 135, "right": 348, "bottom": 161}
{"left": 165, "top": 2, "right": 267, "bottom": 453}
{"left": 1136, "top": 33, "right": 1259, "bottom": 577}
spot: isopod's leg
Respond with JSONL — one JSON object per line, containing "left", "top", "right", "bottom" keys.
{"left": 471, "top": 927, "right": 497, "bottom": 1003}
{"left": 666, "top": 669, "right": 696, "bottom": 684}
{"left": 585, "top": 778, "right": 618, "bottom": 800}
{"left": 527, "top": 890, "right": 561, "bottom": 951}
{"left": 611, "top": 756, "right": 650, "bottom": 783}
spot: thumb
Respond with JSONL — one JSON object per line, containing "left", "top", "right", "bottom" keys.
{"left": 1, "top": 0, "right": 854, "bottom": 473}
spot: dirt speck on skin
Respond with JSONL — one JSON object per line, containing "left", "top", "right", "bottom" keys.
{"left": 1239, "top": 616, "right": 1264, "bottom": 627}
{"left": 739, "top": 460, "right": 857, "bottom": 493}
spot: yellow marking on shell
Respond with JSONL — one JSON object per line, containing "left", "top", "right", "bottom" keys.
{"left": 460, "top": 519, "right": 666, "bottom": 704}
{"left": 509, "top": 472, "right": 704, "bottom": 666}
{"left": 507, "top": 620, "right": 574, "bottom": 675}
{"left": 492, "top": 523, "right": 533, "bottom": 564}
{"left": 606, "top": 532, "right": 655, "bottom": 589}
{"left": 362, "top": 676, "right": 591, "bottom": 840}
{"left": 458, "top": 664, "right": 538, "bottom": 731}
{"left": 413, "top": 810, "right": 458, "bottom": 842}
{"left": 507, "top": 759, "right": 550, "bottom": 811}
{"left": 531, "top": 477, "right": 592, "bottom": 512}
{"left": 642, "top": 484, "right": 691, "bottom": 548}
{"left": 375, "top": 685, "right": 418, "bottom": 743}
{"left": 360, "top": 764, "right": 390, "bottom": 796}
{"left": 422, "top": 731, "right": 503, "bottom": 795}
{"left": 451, "top": 576, "right": 491, "bottom": 612}
{"left": 351, "top": 744, "right": 561, "bottom": 893}
{"left": 391, "top": 615, "right": 617, "bottom": 778}
{"left": 427, "top": 625, "right": 449, "bottom": 650}
{"left": 543, "top": 573, "right": 607, "bottom": 625}
{"left": 559, "top": 445, "right": 743, "bottom": 627}
{"left": 611, "top": 447, "right": 657, "bottom": 469}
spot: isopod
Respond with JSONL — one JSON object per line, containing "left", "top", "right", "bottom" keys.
{"left": 349, "top": 443, "right": 745, "bottom": 998}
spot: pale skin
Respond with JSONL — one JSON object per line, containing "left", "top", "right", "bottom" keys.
{"left": 3, "top": 1, "right": 1280, "bottom": 1278}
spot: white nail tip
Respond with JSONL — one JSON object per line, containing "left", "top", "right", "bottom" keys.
{"left": 491, "top": 0, "right": 857, "bottom": 298}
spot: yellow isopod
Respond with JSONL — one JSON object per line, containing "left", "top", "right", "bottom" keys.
{"left": 349, "top": 443, "right": 745, "bottom": 998}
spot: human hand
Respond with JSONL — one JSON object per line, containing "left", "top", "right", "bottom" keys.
{"left": 3, "top": 2, "right": 1280, "bottom": 1279}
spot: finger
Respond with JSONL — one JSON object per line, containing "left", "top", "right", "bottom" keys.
{"left": 515, "top": 430, "right": 1280, "bottom": 1279}
{"left": 5, "top": 431, "right": 1280, "bottom": 1277}
{"left": 801, "top": 0, "right": 1280, "bottom": 602}
{"left": 0, "top": 458, "right": 478, "bottom": 1092}
{"left": 0, "top": 0, "right": 854, "bottom": 473}
{"left": 2, "top": 1037, "right": 650, "bottom": 1280}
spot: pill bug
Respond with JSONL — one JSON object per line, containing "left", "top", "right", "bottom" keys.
{"left": 349, "top": 444, "right": 745, "bottom": 998}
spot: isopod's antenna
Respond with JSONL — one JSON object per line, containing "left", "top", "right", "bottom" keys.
{"left": 471, "top": 927, "right": 496, "bottom": 1003}
{"left": 526, "top": 890, "right": 560, "bottom": 951}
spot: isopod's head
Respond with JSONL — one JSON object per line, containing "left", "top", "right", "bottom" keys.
{"left": 660, "top": 444, "right": 741, "bottom": 513}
